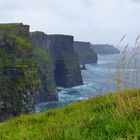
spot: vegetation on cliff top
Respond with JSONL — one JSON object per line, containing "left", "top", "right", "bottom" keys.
{"left": 0, "top": 23, "right": 25, "bottom": 30}
{"left": 0, "top": 90, "right": 140, "bottom": 139}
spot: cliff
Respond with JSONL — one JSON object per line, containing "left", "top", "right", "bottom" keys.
{"left": 0, "top": 24, "right": 83, "bottom": 121}
{"left": 74, "top": 41, "right": 98, "bottom": 64}
{"left": 30, "top": 32, "right": 58, "bottom": 103}
{"left": 91, "top": 44, "right": 120, "bottom": 54}
{"left": 0, "top": 23, "right": 39, "bottom": 121}
{"left": 31, "top": 32, "right": 83, "bottom": 88}
{"left": 47, "top": 35, "right": 83, "bottom": 88}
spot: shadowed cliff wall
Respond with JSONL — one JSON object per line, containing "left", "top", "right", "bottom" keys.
{"left": 74, "top": 41, "right": 98, "bottom": 64}
{"left": 30, "top": 32, "right": 58, "bottom": 104}
{"left": 31, "top": 32, "right": 83, "bottom": 89}
{"left": 47, "top": 35, "right": 83, "bottom": 88}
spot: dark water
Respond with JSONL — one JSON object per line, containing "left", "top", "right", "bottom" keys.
{"left": 36, "top": 54, "right": 140, "bottom": 112}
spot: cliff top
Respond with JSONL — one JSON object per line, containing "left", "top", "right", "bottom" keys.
{"left": 0, "top": 23, "right": 35, "bottom": 68}
{"left": 30, "top": 31, "right": 45, "bottom": 35}
{"left": 74, "top": 41, "right": 96, "bottom": 54}
{"left": 0, "top": 23, "right": 29, "bottom": 29}
{"left": 0, "top": 23, "right": 29, "bottom": 37}
{"left": 91, "top": 44, "right": 120, "bottom": 54}
{"left": 31, "top": 32, "right": 74, "bottom": 38}
{"left": 74, "top": 41, "right": 90, "bottom": 44}
{"left": 47, "top": 34, "right": 73, "bottom": 38}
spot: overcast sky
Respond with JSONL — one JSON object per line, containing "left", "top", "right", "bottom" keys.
{"left": 0, "top": 0, "right": 140, "bottom": 46}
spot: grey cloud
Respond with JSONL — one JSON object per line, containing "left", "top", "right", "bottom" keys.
{"left": 130, "top": 0, "right": 140, "bottom": 2}
{"left": 0, "top": 0, "right": 140, "bottom": 46}
{"left": 81, "top": 0, "right": 93, "bottom": 7}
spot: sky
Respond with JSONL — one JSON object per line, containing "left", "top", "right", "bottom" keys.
{"left": 0, "top": 0, "right": 140, "bottom": 46}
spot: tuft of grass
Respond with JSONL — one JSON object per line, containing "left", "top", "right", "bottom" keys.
{"left": 114, "top": 35, "right": 140, "bottom": 123}
{"left": 0, "top": 90, "right": 140, "bottom": 139}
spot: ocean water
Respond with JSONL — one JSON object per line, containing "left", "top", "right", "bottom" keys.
{"left": 36, "top": 54, "right": 140, "bottom": 112}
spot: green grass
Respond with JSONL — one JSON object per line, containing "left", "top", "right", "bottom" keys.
{"left": 0, "top": 32, "right": 36, "bottom": 67}
{"left": 1, "top": 90, "right": 140, "bottom": 139}
{"left": 0, "top": 23, "right": 26, "bottom": 31}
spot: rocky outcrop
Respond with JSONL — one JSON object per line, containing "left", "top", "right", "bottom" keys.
{"left": 91, "top": 44, "right": 120, "bottom": 54}
{"left": 48, "top": 35, "right": 83, "bottom": 88}
{"left": 0, "top": 23, "right": 39, "bottom": 121}
{"left": 31, "top": 32, "right": 83, "bottom": 89}
{"left": 74, "top": 41, "right": 98, "bottom": 65}
{"left": 30, "top": 32, "right": 58, "bottom": 104}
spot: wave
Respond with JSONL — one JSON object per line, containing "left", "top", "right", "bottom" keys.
{"left": 36, "top": 83, "right": 103, "bottom": 112}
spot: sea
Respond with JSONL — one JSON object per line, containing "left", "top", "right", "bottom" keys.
{"left": 36, "top": 54, "right": 140, "bottom": 112}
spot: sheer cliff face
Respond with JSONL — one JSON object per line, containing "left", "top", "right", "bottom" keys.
{"left": 30, "top": 32, "right": 58, "bottom": 104}
{"left": 47, "top": 35, "right": 83, "bottom": 88}
{"left": 0, "top": 23, "right": 39, "bottom": 121}
{"left": 91, "top": 44, "right": 120, "bottom": 54}
{"left": 0, "top": 24, "right": 83, "bottom": 122}
{"left": 74, "top": 41, "right": 98, "bottom": 64}
{"left": 31, "top": 32, "right": 83, "bottom": 89}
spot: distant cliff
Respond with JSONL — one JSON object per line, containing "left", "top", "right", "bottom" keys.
{"left": 74, "top": 41, "right": 98, "bottom": 64}
{"left": 31, "top": 32, "right": 83, "bottom": 89}
{"left": 91, "top": 44, "right": 120, "bottom": 54}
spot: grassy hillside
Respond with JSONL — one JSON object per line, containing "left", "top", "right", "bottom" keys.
{"left": 0, "top": 90, "right": 140, "bottom": 140}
